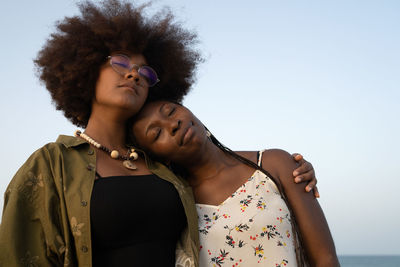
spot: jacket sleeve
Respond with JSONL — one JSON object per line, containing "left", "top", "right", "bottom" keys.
{"left": 0, "top": 147, "right": 65, "bottom": 267}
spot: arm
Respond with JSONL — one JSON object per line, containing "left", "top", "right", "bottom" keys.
{"left": 0, "top": 149, "right": 64, "bottom": 266}
{"left": 263, "top": 149, "right": 339, "bottom": 267}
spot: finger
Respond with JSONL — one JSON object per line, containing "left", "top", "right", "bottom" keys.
{"left": 294, "top": 170, "right": 315, "bottom": 184}
{"left": 313, "top": 186, "right": 320, "bottom": 198}
{"left": 293, "top": 161, "right": 313, "bottom": 177}
{"left": 292, "top": 153, "right": 303, "bottom": 162}
{"left": 305, "top": 178, "right": 317, "bottom": 193}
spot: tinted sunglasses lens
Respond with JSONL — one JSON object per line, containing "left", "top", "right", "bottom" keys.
{"left": 110, "top": 55, "right": 130, "bottom": 74}
{"left": 139, "top": 66, "right": 159, "bottom": 87}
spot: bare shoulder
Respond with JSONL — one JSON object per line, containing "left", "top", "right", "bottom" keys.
{"left": 262, "top": 148, "right": 294, "bottom": 164}
{"left": 233, "top": 149, "right": 297, "bottom": 180}
{"left": 261, "top": 149, "right": 299, "bottom": 182}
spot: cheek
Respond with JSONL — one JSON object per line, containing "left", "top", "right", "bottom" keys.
{"left": 145, "top": 140, "right": 176, "bottom": 160}
{"left": 94, "top": 83, "right": 106, "bottom": 99}
{"left": 95, "top": 70, "right": 116, "bottom": 97}
{"left": 154, "top": 141, "right": 176, "bottom": 155}
{"left": 138, "top": 88, "right": 149, "bottom": 104}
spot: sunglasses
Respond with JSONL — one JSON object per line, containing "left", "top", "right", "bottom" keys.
{"left": 108, "top": 54, "right": 160, "bottom": 87}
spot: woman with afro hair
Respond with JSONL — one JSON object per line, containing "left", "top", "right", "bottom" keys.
{"left": 0, "top": 1, "right": 318, "bottom": 266}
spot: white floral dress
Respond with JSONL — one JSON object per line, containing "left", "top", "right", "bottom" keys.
{"left": 196, "top": 151, "right": 297, "bottom": 267}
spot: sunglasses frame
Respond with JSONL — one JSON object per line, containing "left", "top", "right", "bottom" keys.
{"left": 107, "top": 54, "right": 160, "bottom": 87}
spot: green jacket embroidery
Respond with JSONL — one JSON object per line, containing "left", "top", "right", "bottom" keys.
{"left": 0, "top": 135, "right": 199, "bottom": 267}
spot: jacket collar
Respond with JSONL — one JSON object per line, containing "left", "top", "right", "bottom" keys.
{"left": 55, "top": 135, "right": 190, "bottom": 186}
{"left": 56, "top": 134, "right": 87, "bottom": 148}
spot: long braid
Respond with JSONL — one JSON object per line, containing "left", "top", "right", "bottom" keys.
{"left": 208, "top": 132, "right": 309, "bottom": 266}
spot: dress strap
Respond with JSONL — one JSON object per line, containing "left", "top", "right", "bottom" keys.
{"left": 257, "top": 149, "right": 266, "bottom": 167}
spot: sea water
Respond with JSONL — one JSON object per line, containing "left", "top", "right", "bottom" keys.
{"left": 339, "top": 255, "right": 400, "bottom": 267}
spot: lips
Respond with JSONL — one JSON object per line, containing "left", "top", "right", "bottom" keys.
{"left": 118, "top": 83, "right": 139, "bottom": 94}
{"left": 180, "top": 121, "right": 194, "bottom": 146}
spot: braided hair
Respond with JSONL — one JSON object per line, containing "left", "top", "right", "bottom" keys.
{"left": 206, "top": 131, "right": 309, "bottom": 266}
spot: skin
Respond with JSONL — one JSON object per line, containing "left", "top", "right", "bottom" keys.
{"left": 132, "top": 101, "right": 319, "bottom": 195}
{"left": 85, "top": 53, "right": 153, "bottom": 177}
{"left": 84, "top": 51, "right": 318, "bottom": 183}
{"left": 132, "top": 101, "right": 339, "bottom": 266}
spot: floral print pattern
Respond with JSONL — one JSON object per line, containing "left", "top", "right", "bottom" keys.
{"left": 196, "top": 170, "right": 297, "bottom": 266}
{"left": 70, "top": 217, "right": 84, "bottom": 237}
{"left": 25, "top": 172, "right": 44, "bottom": 191}
{"left": 18, "top": 172, "right": 45, "bottom": 203}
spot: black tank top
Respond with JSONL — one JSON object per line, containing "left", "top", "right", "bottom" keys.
{"left": 90, "top": 174, "right": 187, "bottom": 266}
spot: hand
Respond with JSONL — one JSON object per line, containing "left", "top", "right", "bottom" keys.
{"left": 292, "top": 153, "right": 320, "bottom": 198}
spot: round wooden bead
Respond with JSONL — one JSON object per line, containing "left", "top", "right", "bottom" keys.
{"left": 110, "top": 150, "right": 119, "bottom": 159}
{"left": 130, "top": 151, "right": 139, "bottom": 160}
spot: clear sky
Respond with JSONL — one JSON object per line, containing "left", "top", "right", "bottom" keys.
{"left": 1, "top": 0, "right": 399, "bottom": 256}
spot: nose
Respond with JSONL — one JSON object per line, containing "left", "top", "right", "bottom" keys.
{"left": 170, "top": 119, "right": 181, "bottom": 136}
{"left": 124, "top": 69, "right": 141, "bottom": 84}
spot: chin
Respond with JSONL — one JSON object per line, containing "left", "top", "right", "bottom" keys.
{"left": 125, "top": 100, "right": 145, "bottom": 113}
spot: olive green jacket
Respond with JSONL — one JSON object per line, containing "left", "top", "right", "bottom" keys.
{"left": 0, "top": 135, "right": 199, "bottom": 267}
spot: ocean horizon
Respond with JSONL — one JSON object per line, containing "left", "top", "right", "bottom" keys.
{"left": 338, "top": 255, "right": 400, "bottom": 267}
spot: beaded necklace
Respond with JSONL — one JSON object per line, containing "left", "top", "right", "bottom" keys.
{"left": 74, "top": 130, "right": 138, "bottom": 170}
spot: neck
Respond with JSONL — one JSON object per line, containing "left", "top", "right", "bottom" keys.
{"left": 184, "top": 142, "right": 237, "bottom": 186}
{"left": 84, "top": 109, "right": 129, "bottom": 151}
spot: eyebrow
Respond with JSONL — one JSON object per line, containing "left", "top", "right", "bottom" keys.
{"left": 144, "top": 103, "right": 166, "bottom": 137}
{"left": 111, "top": 52, "right": 148, "bottom": 66}
{"left": 159, "top": 103, "right": 166, "bottom": 114}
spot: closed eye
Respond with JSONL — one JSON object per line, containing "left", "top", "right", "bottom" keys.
{"left": 154, "top": 128, "right": 162, "bottom": 141}
{"left": 168, "top": 107, "right": 176, "bottom": 116}
{"left": 114, "top": 62, "right": 129, "bottom": 68}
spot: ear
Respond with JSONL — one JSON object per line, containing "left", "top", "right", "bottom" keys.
{"left": 203, "top": 125, "right": 212, "bottom": 138}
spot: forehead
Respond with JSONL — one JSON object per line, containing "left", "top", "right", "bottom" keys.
{"left": 133, "top": 101, "right": 166, "bottom": 126}
{"left": 140, "top": 101, "right": 167, "bottom": 117}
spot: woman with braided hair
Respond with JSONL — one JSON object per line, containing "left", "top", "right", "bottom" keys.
{"left": 130, "top": 100, "right": 339, "bottom": 267}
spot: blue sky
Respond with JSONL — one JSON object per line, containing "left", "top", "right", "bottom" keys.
{"left": 1, "top": 0, "right": 399, "bottom": 255}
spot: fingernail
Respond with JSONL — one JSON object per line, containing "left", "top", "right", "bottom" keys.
{"left": 306, "top": 186, "right": 311, "bottom": 192}
{"left": 293, "top": 171, "right": 299, "bottom": 176}
{"left": 295, "top": 177, "right": 301, "bottom": 183}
